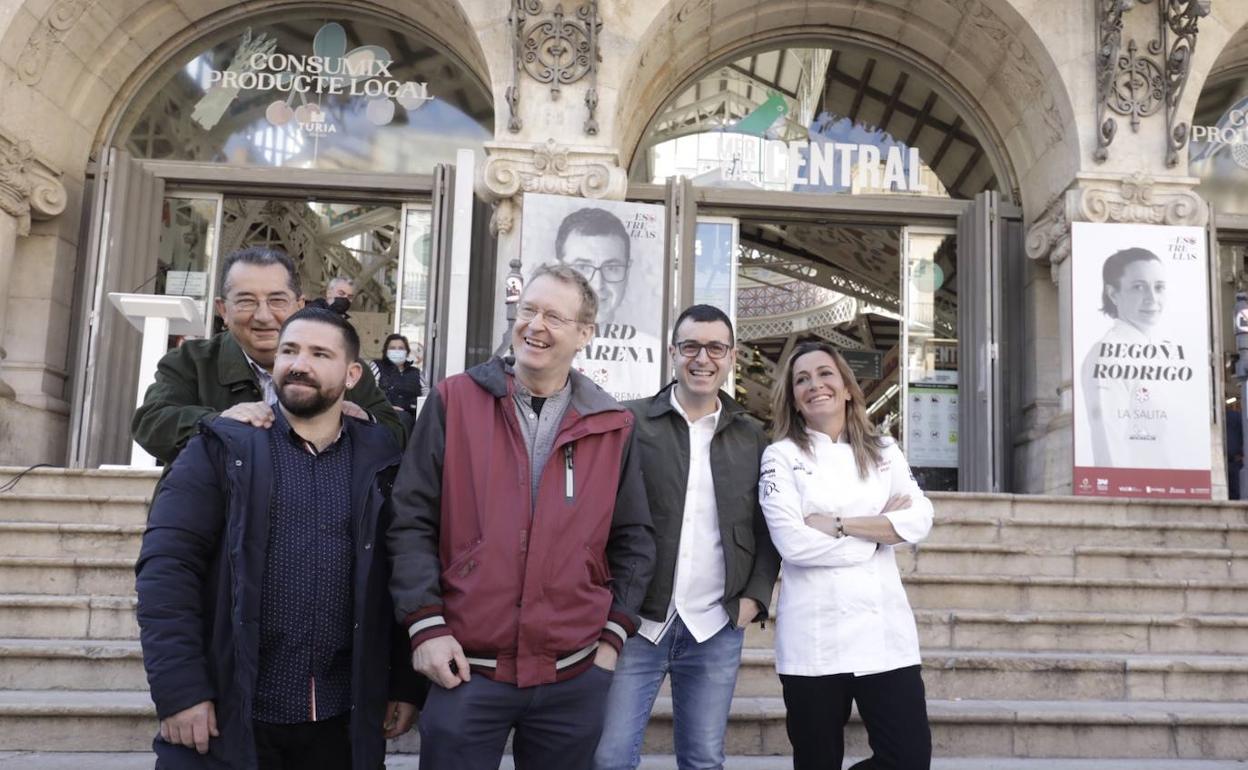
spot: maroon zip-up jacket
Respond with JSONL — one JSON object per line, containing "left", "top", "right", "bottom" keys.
{"left": 387, "top": 357, "right": 656, "bottom": 687}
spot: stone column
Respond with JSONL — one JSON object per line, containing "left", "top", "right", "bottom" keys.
{"left": 1024, "top": 172, "right": 1208, "bottom": 493}
{"left": 0, "top": 133, "right": 67, "bottom": 399}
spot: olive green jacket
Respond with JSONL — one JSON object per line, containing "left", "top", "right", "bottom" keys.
{"left": 625, "top": 383, "right": 781, "bottom": 627}
{"left": 131, "top": 332, "right": 404, "bottom": 463}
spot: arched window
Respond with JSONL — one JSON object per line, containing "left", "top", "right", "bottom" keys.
{"left": 1190, "top": 68, "right": 1248, "bottom": 214}
{"left": 114, "top": 14, "right": 492, "bottom": 174}
{"left": 631, "top": 43, "right": 1002, "bottom": 200}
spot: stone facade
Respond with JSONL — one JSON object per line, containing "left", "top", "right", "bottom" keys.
{"left": 0, "top": 0, "right": 1245, "bottom": 492}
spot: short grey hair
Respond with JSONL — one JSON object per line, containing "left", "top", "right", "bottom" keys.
{"left": 527, "top": 264, "right": 598, "bottom": 325}
{"left": 327, "top": 276, "right": 355, "bottom": 292}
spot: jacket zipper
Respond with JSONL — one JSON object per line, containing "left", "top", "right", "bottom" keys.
{"left": 564, "top": 444, "right": 575, "bottom": 502}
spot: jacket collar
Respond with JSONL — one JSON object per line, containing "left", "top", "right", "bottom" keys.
{"left": 467, "top": 356, "right": 625, "bottom": 418}
{"left": 201, "top": 409, "right": 401, "bottom": 472}
{"left": 217, "top": 332, "right": 262, "bottom": 388}
{"left": 644, "top": 380, "right": 748, "bottom": 432}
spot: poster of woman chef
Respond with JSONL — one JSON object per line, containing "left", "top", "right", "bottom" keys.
{"left": 1073, "top": 221, "right": 1212, "bottom": 499}
{"left": 519, "top": 193, "right": 666, "bottom": 402}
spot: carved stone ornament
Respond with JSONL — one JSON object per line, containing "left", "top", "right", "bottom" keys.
{"left": 507, "top": 0, "right": 602, "bottom": 135}
{"left": 17, "top": 0, "right": 92, "bottom": 87}
{"left": 0, "top": 134, "right": 67, "bottom": 236}
{"left": 476, "top": 139, "right": 627, "bottom": 235}
{"left": 1026, "top": 172, "right": 1206, "bottom": 281}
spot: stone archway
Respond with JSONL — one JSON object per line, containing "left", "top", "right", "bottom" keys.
{"left": 0, "top": 0, "right": 497, "bottom": 465}
{"left": 611, "top": 0, "right": 1079, "bottom": 217}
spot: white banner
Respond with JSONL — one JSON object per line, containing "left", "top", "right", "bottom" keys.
{"left": 519, "top": 194, "right": 666, "bottom": 402}
{"left": 1071, "top": 222, "right": 1212, "bottom": 499}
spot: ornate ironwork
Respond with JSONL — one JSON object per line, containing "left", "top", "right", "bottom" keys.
{"left": 1160, "top": 0, "right": 1212, "bottom": 167}
{"left": 1110, "top": 40, "right": 1164, "bottom": 130}
{"left": 506, "top": 0, "right": 601, "bottom": 135}
{"left": 1094, "top": 0, "right": 1131, "bottom": 161}
{"left": 1094, "top": 0, "right": 1210, "bottom": 165}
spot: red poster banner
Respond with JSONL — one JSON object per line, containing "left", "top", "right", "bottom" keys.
{"left": 1073, "top": 467, "right": 1212, "bottom": 499}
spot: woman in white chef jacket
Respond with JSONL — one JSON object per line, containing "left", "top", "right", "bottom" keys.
{"left": 759, "top": 341, "right": 933, "bottom": 770}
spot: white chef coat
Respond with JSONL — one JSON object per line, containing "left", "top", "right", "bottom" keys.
{"left": 759, "top": 432, "right": 933, "bottom": 676}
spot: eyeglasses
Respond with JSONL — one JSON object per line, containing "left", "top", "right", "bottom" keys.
{"left": 516, "top": 303, "right": 582, "bottom": 330}
{"left": 567, "top": 260, "right": 629, "bottom": 284}
{"left": 675, "top": 340, "right": 732, "bottom": 359}
{"left": 227, "top": 295, "right": 295, "bottom": 314}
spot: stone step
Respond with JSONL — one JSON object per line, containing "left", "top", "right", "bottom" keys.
{"left": 0, "top": 595, "right": 136, "bottom": 639}
{"left": 896, "top": 543, "right": 1245, "bottom": 581}
{"left": 383, "top": 697, "right": 1248, "bottom": 760}
{"left": 5, "top": 756, "right": 1248, "bottom": 770}
{"left": 0, "top": 522, "right": 144, "bottom": 559}
{"left": 902, "top": 573, "right": 1248, "bottom": 614}
{"left": 727, "top": 648, "right": 1248, "bottom": 702}
{"left": 914, "top": 608, "right": 1248, "bottom": 655}
{"left": 4, "top": 690, "right": 1246, "bottom": 759}
{"left": 7, "top": 636, "right": 1242, "bottom": 706}
{"left": 928, "top": 514, "right": 1248, "bottom": 550}
{"left": 747, "top": 608, "right": 1248, "bottom": 655}
{"left": 0, "top": 468, "right": 159, "bottom": 498}
{"left": 928, "top": 491, "right": 1248, "bottom": 527}
{"left": 0, "top": 494, "right": 150, "bottom": 525}
{"left": 0, "top": 557, "right": 136, "bottom": 595}
{"left": 0, "top": 639, "right": 145, "bottom": 690}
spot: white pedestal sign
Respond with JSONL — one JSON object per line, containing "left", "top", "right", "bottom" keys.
{"left": 107, "top": 293, "right": 204, "bottom": 468}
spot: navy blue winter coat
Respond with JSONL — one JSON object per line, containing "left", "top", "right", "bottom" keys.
{"left": 135, "top": 415, "right": 424, "bottom": 769}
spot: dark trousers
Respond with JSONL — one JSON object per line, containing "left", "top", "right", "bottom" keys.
{"left": 418, "top": 665, "right": 613, "bottom": 770}
{"left": 780, "top": 665, "right": 931, "bottom": 770}
{"left": 253, "top": 713, "right": 352, "bottom": 770}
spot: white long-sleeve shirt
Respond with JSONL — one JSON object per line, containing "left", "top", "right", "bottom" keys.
{"left": 759, "top": 432, "right": 933, "bottom": 676}
{"left": 638, "top": 391, "right": 730, "bottom": 643}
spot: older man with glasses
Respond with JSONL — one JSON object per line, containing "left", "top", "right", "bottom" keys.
{"left": 133, "top": 246, "right": 403, "bottom": 463}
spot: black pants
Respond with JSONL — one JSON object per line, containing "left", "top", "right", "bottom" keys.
{"left": 253, "top": 712, "right": 352, "bottom": 770}
{"left": 780, "top": 665, "right": 931, "bottom": 770}
{"left": 417, "top": 665, "right": 613, "bottom": 770}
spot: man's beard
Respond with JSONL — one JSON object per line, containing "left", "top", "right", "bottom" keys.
{"left": 277, "top": 373, "right": 343, "bottom": 417}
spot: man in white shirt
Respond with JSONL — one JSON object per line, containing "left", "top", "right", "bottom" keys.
{"left": 593, "top": 305, "right": 780, "bottom": 770}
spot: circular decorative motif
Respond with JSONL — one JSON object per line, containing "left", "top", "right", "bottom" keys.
{"left": 1108, "top": 54, "right": 1163, "bottom": 123}
{"left": 522, "top": 18, "right": 592, "bottom": 86}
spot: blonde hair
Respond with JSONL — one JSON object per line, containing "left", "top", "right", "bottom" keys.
{"left": 770, "top": 341, "right": 886, "bottom": 479}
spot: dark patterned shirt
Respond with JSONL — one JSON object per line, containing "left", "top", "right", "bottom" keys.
{"left": 253, "top": 411, "right": 355, "bottom": 724}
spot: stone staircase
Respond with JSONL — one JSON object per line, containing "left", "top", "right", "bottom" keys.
{"left": 1, "top": 469, "right": 1246, "bottom": 767}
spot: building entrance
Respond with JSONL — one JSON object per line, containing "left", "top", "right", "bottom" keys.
{"left": 720, "top": 217, "right": 959, "bottom": 490}
{"left": 628, "top": 38, "right": 1025, "bottom": 491}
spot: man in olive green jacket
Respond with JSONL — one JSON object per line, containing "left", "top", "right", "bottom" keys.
{"left": 132, "top": 247, "right": 402, "bottom": 463}
{"left": 594, "top": 304, "right": 781, "bottom": 770}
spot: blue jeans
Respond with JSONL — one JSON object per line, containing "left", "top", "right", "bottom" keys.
{"left": 592, "top": 617, "right": 745, "bottom": 770}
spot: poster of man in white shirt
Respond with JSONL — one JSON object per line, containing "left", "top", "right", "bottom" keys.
{"left": 1072, "top": 221, "right": 1212, "bottom": 499}
{"left": 519, "top": 193, "right": 667, "bottom": 402}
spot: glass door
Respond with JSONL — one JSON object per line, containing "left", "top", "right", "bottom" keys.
{"left": 901, "top": 228, "right": 959, "bottom": 491}
{"left": 396, "top": 202, "right": 435, "bottom": 378}
{"left": 158, "top": 192, "right": 223, "bottom": 337}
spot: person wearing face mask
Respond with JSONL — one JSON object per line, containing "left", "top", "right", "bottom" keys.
{"left": 760, "top": 341, "right": 933, "bottom": 770}
{"left": 1079, "top": 248, "right": 1178, "bottom": 468}
{"left": 371, "top": 334, "right": 424, "bottom": 431}
{"left": 309, "top": 276, "right": 356, "bottom": 318}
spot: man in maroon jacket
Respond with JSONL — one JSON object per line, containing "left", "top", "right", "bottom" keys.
{"left": 387, "top": 265, "right": 655, "bottom": 770}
